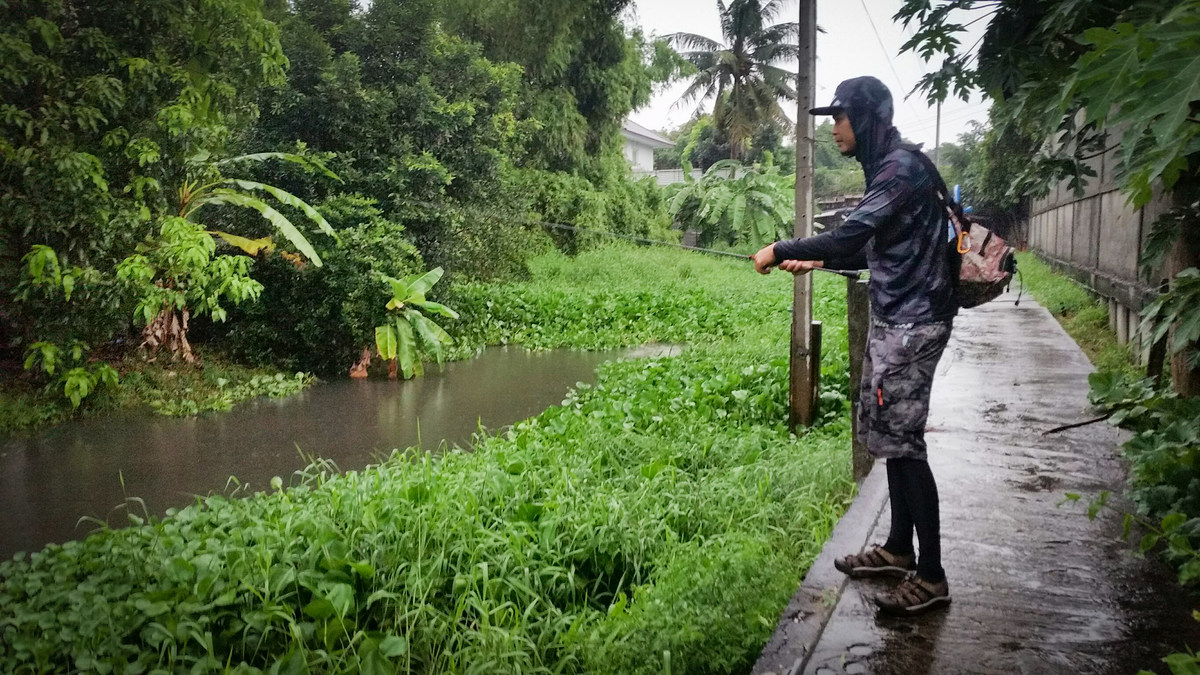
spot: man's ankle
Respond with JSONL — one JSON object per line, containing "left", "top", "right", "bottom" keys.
{"left": 882, "top": 542, "right": 914, "bottom": 558}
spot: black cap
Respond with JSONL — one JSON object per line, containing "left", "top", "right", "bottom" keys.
{"left": 809, "top": 76, "right": 893, "bottom": 122}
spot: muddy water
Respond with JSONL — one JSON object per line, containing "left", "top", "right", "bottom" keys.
{"left": 0, "top": 346, "right": 642, "bottom": 559}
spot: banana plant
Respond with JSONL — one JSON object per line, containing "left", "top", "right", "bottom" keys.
{"left": 666, "top": 159, "right": 795, "bottom": 249}
{"left": 180, "top": 151, "right": 341, "bottom": 266}
{"left": 374, "top": 268, "right": 459, "bottom": 379}
{"left": 117, "top": 151, "right": 340, "bottom": 362}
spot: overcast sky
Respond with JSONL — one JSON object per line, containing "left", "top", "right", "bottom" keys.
{"left": 624, "top": 0, "right": 990, "bottom": 149}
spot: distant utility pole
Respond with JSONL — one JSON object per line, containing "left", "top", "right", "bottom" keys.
{"left": 790, "top": 0, "right": 817, "bottom": 430}
{"left": 933, "top": 99, "right": 942, "bottom": 169}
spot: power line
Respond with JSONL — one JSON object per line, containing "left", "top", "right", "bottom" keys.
{"left": 904, "top": 104, "right": 991, "bottom": 132}
{"left": 857, "top": 0, "right": 918, "bottom": 116}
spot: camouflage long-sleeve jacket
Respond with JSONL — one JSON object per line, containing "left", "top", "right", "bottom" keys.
{"left": 773, "top": 138, "right": 957, "bottom": 325}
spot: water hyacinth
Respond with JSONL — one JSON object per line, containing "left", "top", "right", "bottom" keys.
{"left": 1, "top": 245, "right": 856, "bottom": 673}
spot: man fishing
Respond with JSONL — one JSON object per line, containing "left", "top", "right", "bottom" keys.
{"left": 752, "top": 75, "right": 956, "bottom": 616}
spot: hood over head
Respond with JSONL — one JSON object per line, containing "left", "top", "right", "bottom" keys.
{"left": 810, "top": 75, "right": 900, "bottom": 172}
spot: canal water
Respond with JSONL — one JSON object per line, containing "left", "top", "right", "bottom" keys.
{"left": 0, "top": 346, "right": 660, "bottom": 559}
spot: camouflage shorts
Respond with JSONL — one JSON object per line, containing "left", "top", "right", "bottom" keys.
{"left": 858, "top": 319, "right": 952, "bottom": 461}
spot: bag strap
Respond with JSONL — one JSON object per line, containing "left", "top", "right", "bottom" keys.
{"left": 898, "top": 143, "right": 972, "bottom": 253}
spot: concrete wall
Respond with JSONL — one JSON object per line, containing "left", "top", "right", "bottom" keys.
{"left": 1024, "top": 141, "right": 1174, "bottom": 359}
{"left": 631, "top": 168, "right": 705, "bottom": 186}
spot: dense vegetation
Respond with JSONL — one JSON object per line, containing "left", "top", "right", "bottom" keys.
{"left": 0, "top": 245, "right": 856, "bottom": 673}
{"left": 0, "top": 0, "right": 686, "bottom": 426}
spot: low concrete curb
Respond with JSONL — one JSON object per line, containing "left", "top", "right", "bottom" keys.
{"left": 752, "top": 461, "right": 890, "bottom": 675}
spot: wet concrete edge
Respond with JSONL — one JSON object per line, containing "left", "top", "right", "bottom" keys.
{"left": 753, "top": 460, "right": 890, "bottom": 675}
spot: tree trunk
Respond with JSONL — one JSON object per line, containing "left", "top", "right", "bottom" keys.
{"left": 141, "top": 305, "right": 195, "bottom": 363}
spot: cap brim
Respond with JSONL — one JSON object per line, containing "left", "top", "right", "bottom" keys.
{"left": 808, "top": 106, "right": 843, "bottom": 116}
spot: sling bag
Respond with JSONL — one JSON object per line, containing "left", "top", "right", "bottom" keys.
{"left": 904, "top": 146, "right": 1017, "bottom": 308}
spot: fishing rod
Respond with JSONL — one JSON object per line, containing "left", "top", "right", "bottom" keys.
{"left": 535, "top": 220, "right": 863, "bottom": 280}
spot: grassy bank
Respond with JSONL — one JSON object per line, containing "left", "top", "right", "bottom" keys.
{"left": 0, "top": 357, "right": 312, "bottom": 434}
{"left": 0, "top": 245, "right": 856, "bottom": 673}
{"left": 1014, "top": 252, "right": 1139, "bottom": 377}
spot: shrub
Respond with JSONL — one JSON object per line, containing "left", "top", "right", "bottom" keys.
{"left": 211, "top": 195, "right": 424, "bottom": 376}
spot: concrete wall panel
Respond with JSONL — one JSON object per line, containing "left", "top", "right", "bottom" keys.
{"left": 1044, "top": 208, "right": 1056, "bottom": 257}
{"left": 1071, "top": 201, "right": 1089, "bottom": 268}
{"left": 1076, "top": 198, "right": 1101, "bottom": 270}
{"left": 1097, "top": 191, "right": 1140, "bottom": 279}
{"left": 1101, "top": 144, "right": 1121, "bottom": 192}
{"left": 1058, "top": 204, "right": 1076, "bottom": 263}
{"left": 1082, "top": 152, "right": 1105, "bottom": 199}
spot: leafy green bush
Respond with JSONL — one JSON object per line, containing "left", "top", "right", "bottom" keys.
{"left": 507, "top": 166, "right": 674, "bottom": 254}
{"left": 666, "top": 160, "right": 794, "bottom": 250}
{"left": 212, "top": 196, "right": 424, "bottom": 376}
{"left": 1089, "top": 372, "right": 1200, "bottom": 531}
{"left": 374, "top": 268, "right": 459, "bottom": 378}
{"left": 1, "top": 0, "right": 287, "bottom": 354}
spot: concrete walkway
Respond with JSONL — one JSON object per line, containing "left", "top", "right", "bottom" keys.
{"left": 755, "top": 293, "right": 1200, "bottom": 674}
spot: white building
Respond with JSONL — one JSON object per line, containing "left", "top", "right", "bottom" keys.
{"left": 620, "top": 119, "right": 674, "bottom": 174}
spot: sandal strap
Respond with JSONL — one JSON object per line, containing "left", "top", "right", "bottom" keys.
{"left": 889, "top": 576, "right": 939, "bottom": 606}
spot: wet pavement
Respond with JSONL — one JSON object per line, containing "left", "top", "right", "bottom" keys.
{"left": 755, "top": 293, "right": 1200, "bottom": 674}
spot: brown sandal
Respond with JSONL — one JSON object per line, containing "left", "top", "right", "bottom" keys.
{"left": 874, "top": 572, "right": 951, "bottom": 616}
{"left": 833, "top": 545, "right": 916, "bottom": 578}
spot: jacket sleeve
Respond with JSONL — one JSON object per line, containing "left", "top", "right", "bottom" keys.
{"left": 771, "top": 155, "right": 922, "bottom": 267}
{"left": 824, "top": 248, "right": 869, "bottom": 271}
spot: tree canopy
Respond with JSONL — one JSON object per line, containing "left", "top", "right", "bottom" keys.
{"left": 1, "top": 0, "right": 681, "bottom": 402}
{"left": 668, "top": 0, "right": 798, "bottom": 159}
{"left": 896, "top": 0, "right": 1200, "bottom": 208}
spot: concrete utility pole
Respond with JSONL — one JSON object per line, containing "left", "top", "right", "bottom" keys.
{"left": 933, "top": 99, "right": 942, "bottom": 169}
{"left": 789, "top": 0, "right": 817, "bottom": 430}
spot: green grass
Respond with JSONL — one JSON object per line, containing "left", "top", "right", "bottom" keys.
{"left": 1015, "top": 251, "right": 1140, "bottom": 378}
{"left": 0, "top": 355, "right": 312, "bottom": 434}
{"left": 0, "top": 244, "right": 856, "bottom": 673}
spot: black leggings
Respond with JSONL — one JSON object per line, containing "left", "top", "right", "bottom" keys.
{"left": 883, "top": 457, "right": 944, "bottom": 582}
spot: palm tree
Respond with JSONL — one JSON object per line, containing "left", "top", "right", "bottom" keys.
{"left": 668, "top": 0, "right": 798, "bottom": 160}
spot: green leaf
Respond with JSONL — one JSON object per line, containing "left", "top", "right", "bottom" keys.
{"left": 327, "top": 583, "right": 355, "bottom": 617}
{"left": 359, "top": 647, "right": 393, "bottom": 675}
{"left": 224, "top": 180, "right": 339, "bottom": 241}
{"left": 379, "top": 635, "right": 409, "bottom": 657}
{"left": 302, "top": 598, "right": 335, "bottom": 620}
{"left": 375, "top": 325, "right": 398, "bottom": 361}
{"left": 405, "top": 267, "right": 444, "bottom": 297}
{"left": 210, "top": 231, "right": 274, "bottom": 256}
{"left": 1163, "top": 652, "right": 1200, "bottom": 675}
{"left": 411, "top": 300, "right": 459, "bottom": 320}
{"left": 382, "top": 275, "right": 412, "bottom": 304}
{"left": 214, "top": 152, "right": 341, "bottom": 181}
{"left": 1139, "top": 532, "right": 1160, "bottom": 553}
{"left": 730, "top": 193, "right": 746, "bottom": 244}
{"left": 395, "top": 317, "right": 416, "bottom": 379}
{"left": 406, "top": 310, "right": 452, "bottom": 366}
{"left": 23, "top": 244, "right": 61, "bottom": 286}
{"left": 197, "top": 191, "right": 322, "bottom": 267}
{"left": 1162, "top": 512, "right": 1188, "bottom": 533}
{"left": 1181, "top": 561, "right": 1200, "bottom": 586}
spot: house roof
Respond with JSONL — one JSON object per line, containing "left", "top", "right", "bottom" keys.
{"left": 621, "top": 119, "right": 674, "bottom": 149}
